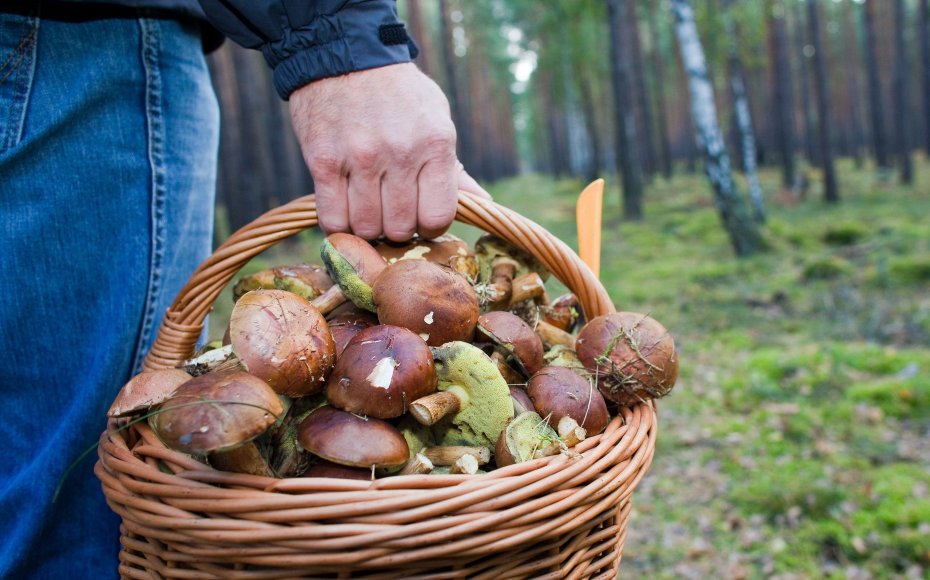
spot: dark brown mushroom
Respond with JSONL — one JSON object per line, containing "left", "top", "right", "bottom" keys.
{"left": 541, "top": 293, "right": 583, "bottom": 333}
{"left": 149, "top": 371, "right": 284, "bottom": 455}
{"left": 229, "top": 289, "right": 336, "bottom": 397}
{"left": 325, "top": 325, "right": 437, "bottom": 419}
{"left": 575, "top": 311, "right": 679, "bottom": 406}
{"left": 304, "top": 459, "right": 374, "bottom": 481}
{"left": 372, "top": 260, "right": 480, "bottom": 347}
{"left": 477, "top": 311, "right": 545, "bottom": 377}
{"left": 297, "top": 406, "right": 409, "bottom": 470}
{"left": 527, "top": 365, "right": 609, "bottom": 436}
{"left": 325, "top": 306, "right": 379, "bottom": 357}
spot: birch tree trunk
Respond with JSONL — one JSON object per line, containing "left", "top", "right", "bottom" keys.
{"left": 893, "top": 0, "right": 913, "bottom": 184}
{"left": 606, "top": 0, "right": 644, "bottom": 220}
{"left": 670, "top": 0, "right": 762, "bottom": 257}
{"left": 724, "top": 10, "right": 765, "bottom": 223}
{"left": 808, "top": 0, "right": 839, "bottom": 203}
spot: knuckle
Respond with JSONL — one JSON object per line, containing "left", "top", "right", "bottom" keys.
{"left": 308, "top": 151, "right": 343, "bottom": 177}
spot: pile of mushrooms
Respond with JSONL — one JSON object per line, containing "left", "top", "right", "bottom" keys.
{"left": 110, "top": 232, "right": 678, "bottom": 480}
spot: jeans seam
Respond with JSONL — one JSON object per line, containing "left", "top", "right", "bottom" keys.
{"left": 131, "top": 17, "right": 166, "bottom": 373}
{"left": 0, "top": 16, "right": 38, "bottom": 154}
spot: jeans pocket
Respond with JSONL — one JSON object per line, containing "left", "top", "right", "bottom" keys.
{"left": 0, "top": 12, "right": 38, "bottom": 155}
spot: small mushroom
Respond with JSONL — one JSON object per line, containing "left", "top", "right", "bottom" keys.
{"left": 232, "top": 269, "right": 277, "bottom": 302}
{"left": 527, "top": 365, "right": 609, "bottom": 436}
{"left": 297, "top": 406, "right": 409, "bottom": 470}
{"left": 474, "top": 235, "right": 549, "bottom": 310}
{"left": 374, "top": 234, "right": 479, "bottom": 280}
{"left": 372, "top": 260, "right": 480, "bottom": 347}
{"left": 325, "top": 325, "right": 438, "bottom": 419}
{"left": 575, "top": 311, "right": 679, "bottom": 405}
{"left": 272, "top": 263, "right": 334, "bottom": 301}
{"left": 494, "top": 411, "right": 561, "bottom": 467}
{"left": 408, "top": 342, "right": 513, "bottom": 448}
{"left": 492, "top": 351, "right": 527, "bottom": 386}
{"left": 108, "top": 368, "right": 192, "bottom": 418}
{"left": 149, "top": 371, "right": 284, "bottom": 455}
{"left": 476, "top": 311, "right": 545, "bottom": 377}
{"left": 397, "top": 453, "right": 434, "bottom": 476}
{"left": 509, "top": 385, "right": 534, "bottom": 415}
{"left": 229, "top": 289, "right": 336, "bottom": 398}
{"left": 543, "top": 345, "right": 587, "bottom": 371}
{"left": 325, "top": 307, "right": 379, "bottom": 357}
{"left": 317, "top": 233, "right": 388, "bottom": 313}
{"left": 508, "top": 272, "right": 549, "bottom": 307}
{"left": 420, "top": 445, "right": 491, "bottom": 466}
{"left": 541, "top": 293, "right": 583, "bottom": 333}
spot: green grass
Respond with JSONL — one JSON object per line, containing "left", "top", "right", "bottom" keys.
{"left": 207, "top": 158, "right": 930, "bottom": 577}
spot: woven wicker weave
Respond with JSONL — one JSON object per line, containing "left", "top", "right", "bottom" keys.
{"left": 96, "top": 191, "right": 658, "bottom": 579}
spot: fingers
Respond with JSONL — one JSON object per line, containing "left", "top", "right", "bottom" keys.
{"left": 417, "top": 156, "right": 459, "bottom": 240}
{"left": 381, "top": 164, "right": 418, "bottom": 242}
{"left": 307, "top": 154, "right": 350, "bottom": 235}
{"left": 457, "top": 167, "right": 492, "bottom": 200}
{"left": 346, "top": 163, "right": 383, "bottom": 241}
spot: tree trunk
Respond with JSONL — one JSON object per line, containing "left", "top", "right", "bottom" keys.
{"left": 648, "top": 0, "right": 673, "bottom": 179}
{"left": 670, "top": 0, "right": 762, "bottom": 257}
{"left": 438, "top": 0, "right": 473, "bottom": 172}
{"left": 579, "top": 76, "right": 603, "bottom": 182}
{"left": 842, "top": 0, "right": 866, "bottom": 168}
{"left": 628, "top": 0, "right": 656, "bottom": 180}
{"left": 863, "top": 0, "right": 890, "bottom": 170}
{"left": 794, "top": 3, "right": 818, "bottom": 167}
{"left": 808, "top": 0, "right": 838, "bottom": 203}
{"left": 606, "top": 0, "right": 643, "bottom": 220}
{"left": 921, "top": 0, "right": 930, "bottom": 156}
{"left": 767, "top": 0, "right": 796, "bottom": 189}
{"left": 893, "top": 0, "right": 913, "bottom": 184}
{"left": 724, "top": 9, "right": 765, "bottom": 223}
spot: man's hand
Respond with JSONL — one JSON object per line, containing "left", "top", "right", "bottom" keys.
{"left": 289, "top": 63, "right": 489, "bottom": 241}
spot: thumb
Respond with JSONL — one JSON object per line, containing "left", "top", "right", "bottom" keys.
{"left": 456, "top": 165, "right": 492, "bottom": 200}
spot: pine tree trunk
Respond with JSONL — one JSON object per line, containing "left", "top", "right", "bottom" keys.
{"left": 724, "top": 10, "right": 765, "bottom": 223}
{"left": 863, "top": 0, "right": 890, "bottom": 170}
{"left": 893, "top": 0, "right": 913, "bottom": 184}
{"left": 606, "top": 0, "right": 644, "bottom": 220}
{"left": 670, "top": 0, "right": 762, "bottom": 257}
{"left": 648, "top": 0, "right": 673, "bottom": 179}
{"left": 842, "top": 0, "right": 866, "bottom": 167}
{"left": 628, "top": 0, "right": 656, "bottom": 180}
{"left": 580, "top": 76, "right": 603, "bottom": 182}
{"left": 808, "top": 0, "right": 838, "bottom": 203}
{"left": 794, "top": 3, "right": 818, "bottom": 167}
{"left": 438, "top": 0, "right": 473, "bottom": 172}
{"left": 767, "top": 0, "right": 796, "bottom": 189}
{"left": 920, "top": 0, "right": 930, "bottom": 156}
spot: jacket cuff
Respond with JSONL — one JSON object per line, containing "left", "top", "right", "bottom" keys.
{"left": 261, "top": 1, "right": 413, "bottom": 100}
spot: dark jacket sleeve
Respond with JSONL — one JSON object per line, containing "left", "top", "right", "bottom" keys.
{"left": 198, "top": 0, "right": 417, "bottom": 99}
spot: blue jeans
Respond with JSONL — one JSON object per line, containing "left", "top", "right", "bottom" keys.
{"left": 0, "top": 9, "right": 219, "bottom": 579}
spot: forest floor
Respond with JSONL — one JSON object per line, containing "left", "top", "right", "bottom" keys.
{"left": 209, "top": 158, "right": 930, "bottom": 579}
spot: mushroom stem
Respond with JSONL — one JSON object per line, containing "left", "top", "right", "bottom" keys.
{"left": 397, "top": 453, "right": 434, "bottom": 475}
{"left": 409, "top": 390, "right": 462, "bottom": 425}
{"left": 535, "top": 320, "right": 576, "bottom": 348}
{"left": 557, "top": 416, "right": 587, "bottom": 448}
{"left": 310, "top": 284, "right": 347, "bottom": 315}
{"left": 449, "top": 454, "right": 480, "bottom": 474}
{"left": 509, "top": 272, "right": 549, "bottom": 307}
{"left": 484, "top": 258, "right": 518, "bottom": 308}
{"left": 180, "top": 344, "right": 243, "bottom": 377}
{"left": 422, "top": 445, "right": 491, "bottom": 466}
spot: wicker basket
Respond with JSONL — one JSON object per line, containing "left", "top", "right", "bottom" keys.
{"left": 96, "top": 191, "right": 658, "bottom": 579}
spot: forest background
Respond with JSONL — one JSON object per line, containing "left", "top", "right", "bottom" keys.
{"left": 205, "top": 0, "right": 930, "bottom": 577}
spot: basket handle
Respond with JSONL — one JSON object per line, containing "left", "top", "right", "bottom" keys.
{"left": 143, "top": 191, "right": 615, "bottom": 371}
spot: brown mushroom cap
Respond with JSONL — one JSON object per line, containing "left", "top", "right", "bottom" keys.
{"left": 149, "top": 371, "right": 284, "bottom": 454}
{"left": 297, "top": 406, "right": 409, "bottom": 469}
{"left": 372, "top": 260, "right": 479, "bottom": 347}
{"left": 527, "top": 365, "right": 609, "bottom": 436}
{"left": 108, "top": 368, "right": 192, "bottom": 417}
{"left": 272, "top": 263, "right": 334, "bottom": 301}
{"left": 320, "top": 233, "right": 388, "bottom": 312}
{"left": 326, "top": 308, "right": 379, "bottom": 357}
{"left": 304, "top": 459, "right": 374, "bottom": 481}
{"left": 325, "top": 325, "right": 438, "bottom": 419}
{"left": 374, "top": 234, "right": 479, "bottom": 280}
{"left": 229, "top": 289, "right": 336, "bottom": 398}
{"left": 477, "top": 311, "right": 545, "bottom": 376}
{"left": 232, "top": 269, "right": 277, "bottom": 302}
{"left": 541, "top": 293, "right": 583, "bottom": 333}
{"left": 575, "top": 311, "right": 679, "bottom": 405}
